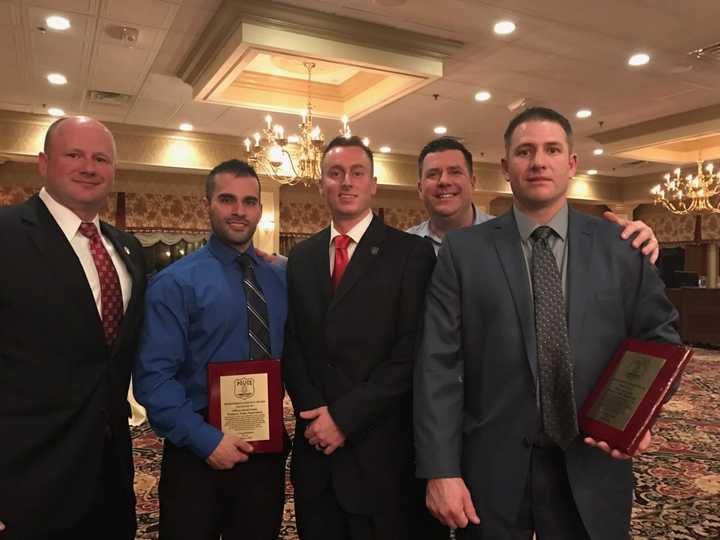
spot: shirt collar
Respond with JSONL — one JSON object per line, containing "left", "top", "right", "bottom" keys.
{"left": 513, "top": 203, "right": 569, "bottom": 243}
{"left": 208, "top": 234, "right": 259, "bottom": 266}
{"left": 329, "top": 209, "right": 373, "bottom": 246}
{"left": 39, "top": 187, "right": 101, "bottom": 242}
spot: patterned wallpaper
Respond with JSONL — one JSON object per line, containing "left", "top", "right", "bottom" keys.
{"left": 278, "top": 200, "right": 431, "bottom": 234}
{"left": 635, "top": 206, "right": 697, "bottom": 243}
{"left": 701, "top": 213, "right": 720, "bottom": 241}
{"left": 125, "top": 192, "right": 208, "bottom": 231}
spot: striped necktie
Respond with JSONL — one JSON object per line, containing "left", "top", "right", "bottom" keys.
{"left": 237, "top": 254, "right": 271, "bottom": 359}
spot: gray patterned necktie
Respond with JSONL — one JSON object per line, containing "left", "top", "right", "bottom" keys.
{"left": 531, "top": 226, "right": 579, "bottom": 449}
{"left": 237, "top": 254, "right": 271, "bottom": 359}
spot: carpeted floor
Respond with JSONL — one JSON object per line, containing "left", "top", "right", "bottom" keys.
{"left": 132, "top": 348, "right": 720, "bottom": 539}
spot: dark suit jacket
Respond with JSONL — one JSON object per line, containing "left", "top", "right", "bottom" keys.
{"left": 284, "top": 215, "right": 435, "bottom": 515}
{"left": 0, "top": 195, "right": 146, "bottom": 539}
{"left": 414, "top": 208, "right": 680, "bottom": 540}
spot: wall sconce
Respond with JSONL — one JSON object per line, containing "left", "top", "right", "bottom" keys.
{"left": 259, "top": 215, "right": 275, "bottom": 232}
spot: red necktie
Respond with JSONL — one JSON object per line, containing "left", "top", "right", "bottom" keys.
{"left": 332, "top": 235, "right": 352, "bottom": 293}
{"left": 79, "top": 222, "right": 124, "bottom": 346}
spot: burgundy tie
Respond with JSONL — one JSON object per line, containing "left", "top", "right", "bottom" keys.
{"left": 331, "top": 235, "right": 352, "bottom": 293}
{"left": 79, "top": 222, "right": 124, "bottom": 346}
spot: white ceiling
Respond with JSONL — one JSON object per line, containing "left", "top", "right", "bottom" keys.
{"left": 2, "top": 0, "right": 720, "bottom": 177}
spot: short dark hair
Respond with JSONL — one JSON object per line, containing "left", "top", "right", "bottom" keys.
{"left": 418, "top": 137, "right": 473, "bottom": 179}
{"left": 503, "top": 107, "right": 573, "bottom": 152}
{"left": 205, "top": 159, "right": 260, "bottom": 200}
{"left": 321, "top": 136, "right": 374, "bottom": 175}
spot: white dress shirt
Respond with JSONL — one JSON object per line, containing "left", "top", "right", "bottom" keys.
{"left": 39, "top": 188, "right": 132, "bottom": 315}
{"left": 328, "top": 210, "right": 374, "bottom": 275}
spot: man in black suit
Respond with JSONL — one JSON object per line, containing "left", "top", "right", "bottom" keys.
{"left": 284, "top": 136, "right": 442, "bottom": 539}
{"left": 0, "top": 116, "right": 146, "bottom": 539}
{"left": 414, "top": 107, "right": 680, "bottom": 539}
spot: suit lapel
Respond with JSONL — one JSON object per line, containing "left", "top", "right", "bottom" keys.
{"left": 492, "top": 211, "right": 537, "bottom": 381}
{"left": 24, "top": 196, "right": 106, "bottom": 346}
{"left": 312, "top": 227, "right": 333, "bottom": 310}
{"left": 331, "top": 215, "right": 385, "bottom": 308}
{"left": 566, "top": 209, "right": 594, "bottom": 359}
{"left": 101, "top": 222, "right": 143, "bottom": 355}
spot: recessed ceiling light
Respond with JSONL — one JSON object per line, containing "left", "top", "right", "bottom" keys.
{"left": 475, "top": 91, "right": 491, "bottom": 102}
{"left": 179, "top": 123, "right": 193, "bottom": 131}
{"left": 587, "top": 169, "right": 598, "bottom": 175}
{"left": 434, "top": 126, "right": 447, "bottom": 135}
{"left": 593, "top": 148, "right": 604, "bottom": 156}
{"left": 576, "top": 109, "right": 592, "bottom": 119}
{"left": 46, "top": 16, "right": 71, "bottom": 31}
{"left": 494, "top": 21, "right": 516, "bottom": 35}
{"left": 628, "top": 53, "right": 650, "bottom": 66}
{"left": 47, "top": 73, "right": 67, "bottom": 85}
{"left": 362, "top": 137, "right": 370, "bottom": 147}
{"left": 47, "top": 107, "right": 65, "bottom": 117}
{"left": 379, "top": 146, "right": 391, "bottom": 154}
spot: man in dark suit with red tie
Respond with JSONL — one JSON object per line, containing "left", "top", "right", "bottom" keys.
{"left": 0, "top": 116, "right": 146, "bottom": 539}
{"left": 283, "top": 136, "right": 444, "bottom": 539}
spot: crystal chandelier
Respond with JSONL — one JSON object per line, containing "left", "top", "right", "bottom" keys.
{"left": 650, "top": 160, "right": 720, "bottom": 215}
{"left": 242, "top": 62, "right": 357, "bottom": 186}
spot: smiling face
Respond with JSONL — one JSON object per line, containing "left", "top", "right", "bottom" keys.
{"left": 418, "top": 149, "right": 476, "bottom": 220}
{"left": 501, "top": 119, "right": 577, "bottom": 216}
{"left": 319, "top": 145, "right": 377, "bottom": 230}
{"left": 38, "top": 117, "right": 116, "bottom": 221}
{"left": 205, "top": 172, "right": 262, "bottom": 252}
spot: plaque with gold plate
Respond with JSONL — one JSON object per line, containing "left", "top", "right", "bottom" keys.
{"left": 207, "top": 359, "right": 284, "bottom": 453}
{"left": 579, "top": 339, "right": 692, "bottom": 455}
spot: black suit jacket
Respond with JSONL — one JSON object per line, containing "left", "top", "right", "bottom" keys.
{"left": 284, "top": 215, "right": 435, "bottom": 515}
{"left": 414, "top": 208, "right": 680, "bottom": 540}
{"left": 0, "top": 195, "right": 146, "bottom": 538}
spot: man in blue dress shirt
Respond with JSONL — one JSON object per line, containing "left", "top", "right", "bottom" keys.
{"left": 134, "top": 160, "right": 288, "bottom": 540}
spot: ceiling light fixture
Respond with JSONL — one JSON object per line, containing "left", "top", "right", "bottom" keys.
{"left": 651, "top": 161, "right": 720, "bottom": 215}
{"left": 587, "top": 169, "right": 598, "bottom": 175}
{"left": 380, "top": 146, "right": 392, "bottom": 153}
{"left": 628, "top": 53, "right": 650, "bottom": 66}
{"left": 47, "top": 107, "right": 65, "bottom": 117}
{"left": 179, "top": 123, "right": 193, "bottom": 131}
{"left": 434, "top": 126, "right": 447, "bottom": 135}
{"left": 46, "top": 16, "right": 70, "bottom": 31}
{"left": 494, "top": 21, "right": 516, "bottom": 35}
{"left": 593, "top": 148, "right": 604, "bottom": 156}
{"left": 475, "top": 91, "right": 492, "bottom": 102}
{"left": 47, "top": 73, "right": 67, "bottom": 85}
{"left": 576, "top": 109, "right": 592, "bottom": 119}
{"left": 243, "top": 62, "right": 365, "bottom": 186}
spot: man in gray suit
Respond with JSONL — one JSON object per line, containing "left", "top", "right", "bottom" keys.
{"left": 414, "top": 107, "right": 680, "bottom": 540}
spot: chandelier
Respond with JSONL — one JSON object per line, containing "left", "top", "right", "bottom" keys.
{"left": 242, "top": 61, "right": 358, "bottom": 186}
{"left": 650, "top": 160, "right": 720, "bottom": 215}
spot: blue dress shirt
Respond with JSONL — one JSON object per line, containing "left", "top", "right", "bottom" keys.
{"left": 134, "top": 235, "right": 288, "bottom": 459}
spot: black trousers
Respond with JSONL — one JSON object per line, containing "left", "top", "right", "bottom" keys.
{"left": 295, "top": 479, "right": 448, "bottom": 540}
{"left": 158, "top": 440, "right": 287, "bottom": 540}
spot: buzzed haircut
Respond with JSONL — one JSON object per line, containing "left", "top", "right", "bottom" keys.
{"left": 322, "top": 136, "right": 374, "bottom": 176}
{"left": 418, "top": 138, "right": 473, "bottom": 178}
{"left": 503, "top": 107, "right": 574, "bottom": 152}
{"left": 205, "top": 159, "right": 261, "bottom": 200}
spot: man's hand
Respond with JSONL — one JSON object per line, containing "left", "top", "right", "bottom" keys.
{"left": 253, "top": 247, "right": 275, "bottom": 264}
{"left": 300, "top": 406, "right": 346, "bottom": 455}
{"left": 584, "top": 429, "right": 652, "bottom": 460}
{"left": 205, "top": 434, "right": 254, "bottom": 470}
{"left": 426, "top": 477, "right": 480, "bottom": 529}
{"left": 603, "top": 211, "right": 660, "bottom": 264}
{"left": 0, "top": 520, "right": 5, "bottom": 533}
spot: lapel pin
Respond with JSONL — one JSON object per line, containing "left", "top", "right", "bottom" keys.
{"left": 371, "top": 246, "right": 380, "bottom": 255}
{"left": 124, "top": 246, "right": 131, "bottom": 255}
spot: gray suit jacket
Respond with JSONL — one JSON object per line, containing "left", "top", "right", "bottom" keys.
{"left": 414, "top": 208, "right": 680, "bottom": 540}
